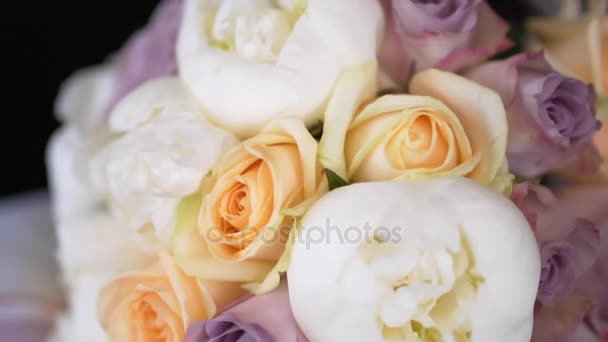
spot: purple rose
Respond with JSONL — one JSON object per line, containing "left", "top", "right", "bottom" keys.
{"left": 466, "top": 52, "right": 601, "bottom": 178}
{"left": 537, "top": 219, "right": 598, "bottom": 305}
{"left": 392, "top": 0, "right": 481, "bottom": 36}
{"left": 584, "top": 236, "right": 608, "bottom": 340}
{"left": 185, "top": 282, "right": 308, "bottom": 342}
{"left": 556, "top": 186, "right": 608, "bottom": 339}
{"left": 379, "top": 0, "right": 512, "bottom": 85}
{"left": 514, "top": 183, "right": 606, "bottom": 341}
{"left": 512, "top": 183, "right": 600, "bottom": 305}
{"left": 108, "top": 0, "right": 183, "bottom": 110}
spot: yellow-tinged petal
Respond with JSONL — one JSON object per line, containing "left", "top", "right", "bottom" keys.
{"left": 489, "top": 160, "right": 515, "bottom": 197}
{"left": 319, "top": 62, "right": 378, "bottom": 180}
{"left": 173, "top": 194, "right": 275, "bottom": 283}
{"left": 242, "top": 218, "right": 300, "bottom": 294}
{"left": 410, "top": 69, "right": 508, "bottom": 185}
{"left": 262, "top": 117, "right": 320, "bottom": 199}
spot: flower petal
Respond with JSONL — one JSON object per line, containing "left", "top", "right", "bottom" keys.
{"left": 410, "top": 69, "right": 508, "bottom": 185}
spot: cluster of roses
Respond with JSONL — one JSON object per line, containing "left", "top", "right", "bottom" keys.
{"left": 47, "top": 0, "right": 608, "bottom": 341}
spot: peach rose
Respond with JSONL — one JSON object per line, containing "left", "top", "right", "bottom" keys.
{"left": 527, "top": 12, "right": 608, "bottom": 96}
{"left": 174, "top": 118, "right": 322, "bottom": 294}
{"left": 320, "top": 65, "right": 510, "bottom": 191}
{"left": 97, "top": 252, "right": 244, "bottom": 342}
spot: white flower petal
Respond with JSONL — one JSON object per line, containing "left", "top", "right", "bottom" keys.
{"left": 54, "top": 64, "right": 115, "bottom": 133}
{"left": 288, "top": 178, "right": 539, "bottom": 342}
{"left": 90, "top": 78, "right": 238, "bottom": 250}
{"left": 177, "top": 0, "right": 383, "bottom": 137}
{"left": 46, "top": 126, "right": 105, "bottom": 220}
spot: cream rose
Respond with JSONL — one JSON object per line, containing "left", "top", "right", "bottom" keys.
{"left": 527, "top": 12, "right": 608, "bottom": 96}
{"left": 288, "top": 178, "right": 540, "bottom": 342}
{"left": 97, "top": 252, "right": 245, "bottom": 342}
{"left": 174, "top": 117, "right": 322, "bottom": 293}
{"left": 177, "top": 0, "right": 383, "bottom": 138}
{"left": 320, "top": 66, "right": 509, "bottom": 190}
{"left": 90, "top": 78, "right": 238, "bottom": 250}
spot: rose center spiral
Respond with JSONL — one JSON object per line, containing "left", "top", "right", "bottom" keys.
{"left": 386, "top": 112, "right": 454, "bottom": 169}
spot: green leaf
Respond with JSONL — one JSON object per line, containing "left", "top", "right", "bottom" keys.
{"left": 324, "top": 168, "right": 349, "bottom": 191}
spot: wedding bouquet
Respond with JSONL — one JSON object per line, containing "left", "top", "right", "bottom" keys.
{"left": 47, "top": 0, "right": 608, "bottom": 341}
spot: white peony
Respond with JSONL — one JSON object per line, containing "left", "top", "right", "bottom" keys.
{"left": 48, "top": 62, "right": 117, "bottom": 221}
{"left": 177, "top": 0, "right": 384, "bottom": 138}
{"left": 288, "top": 178, "right": 540, "bottom": 342}
{"left": 89, "top": 77, "right": 238, "bottom": 250}
{"left": 48, "top": 55, "right": 154, "bottom": 342}
{"left": 47, "top": 126, "right": 107, "bottom": 221}
{"left": 54, "top": 64, "right": 115, "bottom": 134}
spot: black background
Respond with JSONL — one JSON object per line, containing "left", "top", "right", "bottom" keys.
{"left": 0, "top": 0, "right": 537, "bottom": 197}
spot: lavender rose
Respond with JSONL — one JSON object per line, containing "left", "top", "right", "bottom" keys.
{"left": 393, "top": 0, "right": 480, "bottom": 36}
{"left": 555, "top": 186, "right": 608, "bottom": 339}
{"left": 467, "top": 52, "right": 601, "bottom": 178}
{"left": 512, "top": 183, "right": 599, "bottom": 305}
{"left": 108, "top": 0, "right": 183, "bottom": 110}
{"left": 185, "top": 282, "right": 307, "bottom": 342}
{"left": 379, "top": 0, "right": 512, "bottom": 85}
{"left": 537, "top": 219, "right": 597, "bottom": 305}
{"left": 512, "top": 183, "right": 603, "bottom": 341}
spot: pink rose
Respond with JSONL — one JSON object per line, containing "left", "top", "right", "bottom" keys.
{"left": 379, "top": 0, "right": 512, "bottom": 85}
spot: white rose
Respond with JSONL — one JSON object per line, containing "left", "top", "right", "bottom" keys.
{"left": 89, "top": 77, "right": 238, "bottom": 250}
{"left": 177, "top": 0, "right": 384, "bottom": 138}
{"left": 288, "top": 178, "right": 540, "bottom": 342}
